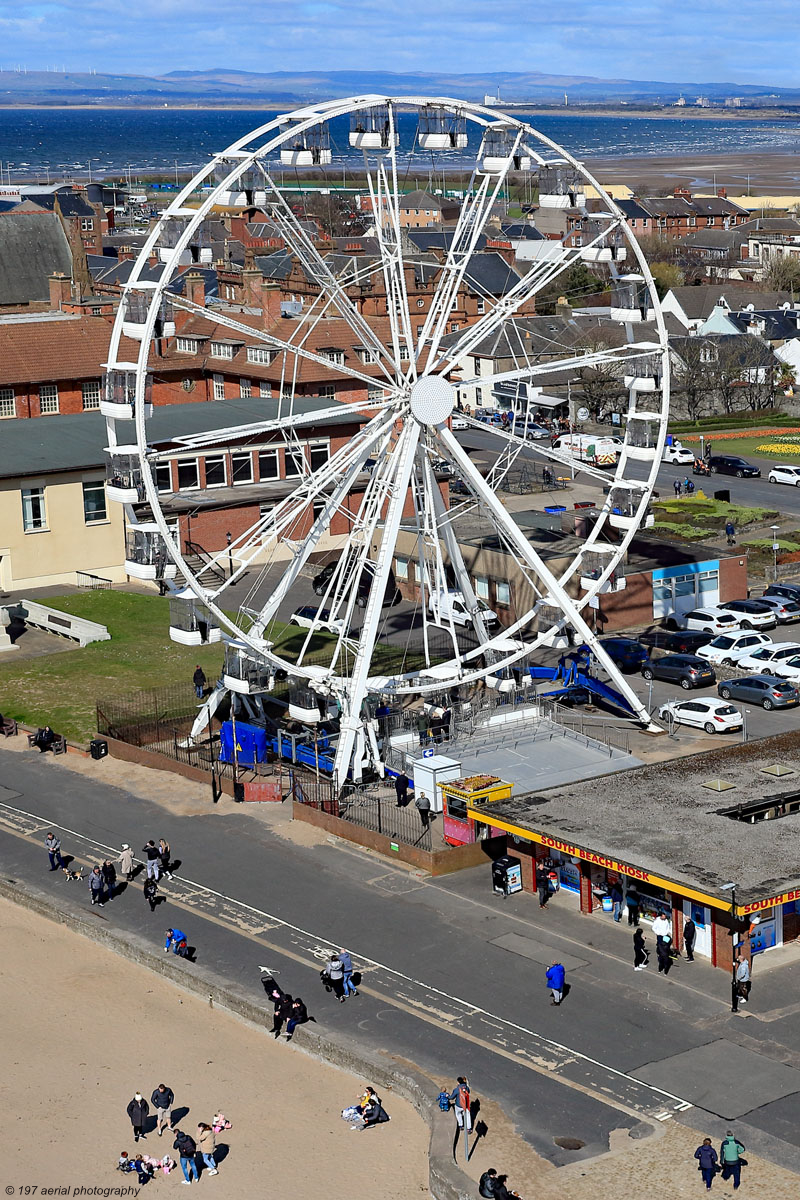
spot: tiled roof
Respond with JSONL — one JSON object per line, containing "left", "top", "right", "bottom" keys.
{"left": 0, "top": 212, "right": 73, "bottom": 305}
{"left": 0, "top": 314, "right": 139, "bottom": 386}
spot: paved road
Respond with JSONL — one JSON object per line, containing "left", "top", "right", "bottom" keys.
{"left": 3, "top": 748, "right": 800, "bottom": 1173}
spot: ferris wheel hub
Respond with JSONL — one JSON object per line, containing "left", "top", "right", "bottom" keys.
{"left": 409, "top": 374, "right": 455, "bottom": 427}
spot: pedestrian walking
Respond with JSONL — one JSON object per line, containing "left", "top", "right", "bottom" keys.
{"left": 271, "top": 990, "right": 294, "bottom": 1038}
{"left": 633, "top": 928, "right": 649, "bottom": 970}
{"left": 536, "top": 865, "right": 550, "bottom": 909}
{"left": 116, "top": 843, "right": 135, "bottom": 882}
{"left": 735, "top": 955, "right": 751, "bottom": 1004}
{"left": 626, "top": 885, "right": 640, "bottom": 926}
{"left": 164, "top": 927, "right": 190, "bottom": 957}
{"left": 546, "top": 961, "right": 566, "bottom": 1005}
{"left": 394, "top": 771, "right": 409, "bottom": 807}
{"left": 142, "top": 840, "right": 161, "bottom": 881}
{"left": 143, "top": 876, "right": 159, "bottom": 912}
{"left": 285, "top": 996, "right": 309, "bottom": 1040}
{"left": 719, "top": 1130, "right": 745, "bottom": 1188}
{"left": 158, "top": 837, "right": 173, "bottom": 880}
{"left": 45, "top": 830, "right": 63, "bottom": 871}
{"left": 683, "top": 917, "right": 696, "bottom": 962}
{"left": 126, "top": 1092, "right": 149, "bottom": 1143}
{"left": 416, "top": 709, "right": 429, "bottom": 747}
{"left": 196, "top": 1123, "right": 218, "bottom": 1175}
{"left": 673, "top": 478, "right": 682, "bottom": 498}
{"left": 193, "top": 665, "right": 206, "bottom": 700}
{"left": 101, "top": 859, "right": 117, "bottom": 900}
{"left": 609, "top": 880, "right": 623, "bottom": 922}
{"left": 150, "top": 1084, "right": 174, "bottom": 1137}
{"left": 449, "top": 1076, "right": 472, "bottom": 1132}
{"left": 322, "top": 952, "right": 346, "bottom": 1001}
{"left": 339, "top": 947, "right": 358, "bottom": 997}
{"left": 415, "top": 791, "right": 432, "bottom": 830}
{"left": 704, "top": 439, "right": 712, "bottom": 461}
{"left": 694, "top": 1137, "right": 718, "bottom": 1190}
{"left": 88, "top": 865, "right": 105, "bottom": 907}
{"left": 725, "top": 519, "right": 736, "bottom": 546}
{"left": 173, "top": 1129, "right": 199, "bottom": 1184}
{"left": 479, "top": 1168, "right": 499, "bottom": 1197}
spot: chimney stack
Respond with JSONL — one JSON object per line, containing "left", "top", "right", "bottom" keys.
{"left": 48, "top": 272, "right": 71, "bottom": 311}
{"left": 717, "top": 187, "right": 727, "bottom": 199}
{"left": 185, "top": 271, "right": 205, "bottom": 308}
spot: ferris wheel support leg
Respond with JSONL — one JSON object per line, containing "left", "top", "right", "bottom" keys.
{"left": 333, "top": 423, "right": 421, "bottom": 791}
{"left": 438, "top": 427, "right": 661, "bottom": 732}
{"left": 188, "top": 681, "right": 227, "bottom": 742}
{"left": 365, "top": 718, "right": 383, "bottom": 779}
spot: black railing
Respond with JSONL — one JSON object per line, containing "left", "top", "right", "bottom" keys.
{"left": 77, "top": 571, "right": 112, "bottom": 590}
{"left": 184, "top": 540, "right": 227, "bottom": 585}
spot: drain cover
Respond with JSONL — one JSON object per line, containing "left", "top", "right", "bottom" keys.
{"left": 554, "top": 1137, "right": 585, "bottom": 1151}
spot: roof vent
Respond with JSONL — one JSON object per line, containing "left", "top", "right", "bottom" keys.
{"left": 761, "top": 763, "right": 794, "bottom": 778}
{"left": 702, "top": 779, "right": 736, "bottom": 792}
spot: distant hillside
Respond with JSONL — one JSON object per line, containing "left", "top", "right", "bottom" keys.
{"left": 0, "top": 67, "right": 798, "bottom": 107}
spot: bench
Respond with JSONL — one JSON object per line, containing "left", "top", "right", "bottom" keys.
{"left": 27, "top": 729, "right": 67, "bottom": 754}
{"left": 1, "top": 717, "right": 18, "bottom": 737}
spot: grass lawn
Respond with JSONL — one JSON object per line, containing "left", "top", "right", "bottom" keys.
{"left": 651, "top": 494, "right": 779, "bottom": 542}
{"left": 677, "top": 434, "right": 800, "bottom": 464}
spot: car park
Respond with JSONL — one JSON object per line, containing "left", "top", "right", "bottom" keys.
{"left": 716, "top": 599, "right": 777, "bottom": 630}
{"left": 289, "top": 605, "right": 345, "bottom": 635}
{"left": 663, "top": 444, "right": 695, "bottom": 465}
{"left": 764, "top": 582, "right": 800, "bottom": 605}
{"left": 707, "top": 454, "right": 761, "bottom": 478}
{"left": 768, "top": 464, "right": 800, "bottom": 487}
{"left": 717, "top": 674, "right": 800, "bottom": 711}
{"left": 598, "top": 636, "right": 649, "bottom": 672}
{"left": 641, "top": 654, "right": 716, "bottom": 689}
{"left": 666, "top": 607, "right": 741, "bottom": 635}
{"left": 657, "top": 697, "right": 743, "bottom": 734}
{"left": 696, "top": 630, "right": 772, "bottom": 666}
{"left": 758, "top": 595, "right": 800, "bottom": 624}
{"left": 736, "top": 642, "right": 800, "bottom": 673}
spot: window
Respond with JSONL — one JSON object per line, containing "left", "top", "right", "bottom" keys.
{"left": 82, "top": 380, "right": 101, "bottom": 411}
{"left": 82, "top": 479, "right": 107, "bottom": 524}
{"left": 239, "top": 378, "right": 251, "bottom": 399}
{"left": 416, "top": 299, "right": 425, "bottom": 308}
{"left": 449, "top": 323, "right": 460, "bottom": 333}
{"left": 204, "top": 456, "right": 226, "bottom": 488}
{"left": 80, "top": 217, "right": 94, "bottom": 231}
{"left": 284, "top": 447, "right": 305, "bottom": 477}
{"left": 177, "top": 459, "right": 199, "bottom": 490}
{"left": 319, "top": 384, "right": 335, "bottom": 398}
{"left": 398, "top": 345, "right": 410, "bottom": 361}
{"left": 210, "top": 341, "right": 235, "bottom": 359}
{"left": 213, "top": 374, "right": 225, "bottom": 401}
{"left": 21, "top": 486, "right": 46, "bottom": 532}
{"left": 258, "top": 449, "right": 279, "bottom": 479}
{"left": 706, "top": 216, "right": 714, "bottom": 226}
{"left": 176, "top": 337, "right": 198, "bottom": 354}
{"left": 320, "top": 348, "right": 345, "bottom": 365}
{"left": 476, "top": 298, "right": 485, "bottom": 314}
{"left": 496, "top": 580, "right": 511, "bottom": 606}
{"left": 689, "top": 216, "right": 697, "bottom": 227}
{"left": 247, "top": 346, "right": 274, "bottom": 365}
{"left": 259, "top": 381, "right": 272, "bottom": 399}
{"left": 396, "top": 557, "right": 409, "bottom": 580}
{"left": 416, "top": 325, "right": 424, "bottom": 337}
{"left": 154, "top": 463, "right": 173, "bottom": 493}
{"left": 231, "top": 453, "right": 253, "bottom": 484}
{"left": 700, "top": 345, "right": 718, "bottom": 364}
{"left": 312, "top": 499, "right": 326, "bottom": 522}
{"left": 39, "top": 384, "right": 59, "bottom": 414}
{"left": 308, "top": 441, "right": 329, "bottom": 472}
{"left": 367, "top": 386, "right": 386, "bottom": 403}
{"left": 474, "top": 576, "right": 489, "bottom": 600}
{"left": 358, "top": 348, "right": 378, "bottom": 364}
{"left": 0, "top": 387, "right": 15, "bottom": 419}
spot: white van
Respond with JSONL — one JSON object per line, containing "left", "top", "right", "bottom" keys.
{"left": 429, "top": 589, "right": 499, "bottom": 628}
{"left": 551, "top": 434, "right": 619, "bottom": 467}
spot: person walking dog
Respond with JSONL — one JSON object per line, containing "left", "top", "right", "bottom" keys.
{"left": 45, "top": 831, "right": 63, "bottom": 871}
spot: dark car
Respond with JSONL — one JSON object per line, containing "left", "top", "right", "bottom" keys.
{"left": 313, "top": 557, "right": 400, "bottom": 608}
{"left": 765, "top": 582, "right": 800, "bottom": 605}
{"left": 641, "top": 629, "right": 713, "bottom": 654}
{"left": 598, "top": 636, "right": 649, "bottom": 673}
{"left": 707, "top": 454, "right": 761, "bottom": 479}
{"left": 717, "top": 674, "right": 800, "bottom": 711}
{"left": 641, "top": 653, "right": 716, "bottom": 689}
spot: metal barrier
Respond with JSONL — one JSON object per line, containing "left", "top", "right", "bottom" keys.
{"left": 76, "top": 571, "right": 113, "bottom": 590}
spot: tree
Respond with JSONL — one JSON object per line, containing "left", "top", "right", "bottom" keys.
{"left": 763, "top": 254, "right": 800, "bottom": 294}
{"left": 571, "top": 333, "right": 626, "bottom": 417}
{"left": 536, "top": 262, "right": 606, "bottom": 315}
{"left": 649, "top": 261, "right": 684, "bottom": 298}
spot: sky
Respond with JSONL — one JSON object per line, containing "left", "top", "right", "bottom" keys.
{"left": 0, "top": 0, "right": 796, "bottom": 86}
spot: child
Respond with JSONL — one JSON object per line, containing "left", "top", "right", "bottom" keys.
{"left": 212, "top": 1112, "right": 232, "bottom": 1133}
{"left": 116, "top": 1151, "right": 131, "bottom": 1172}
{"left": 143, "top": 876, "right": 158, "bottom": 913}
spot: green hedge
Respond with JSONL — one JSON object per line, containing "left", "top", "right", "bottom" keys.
{"left": 669, "top": 411, "right": 793, "bottom": 433}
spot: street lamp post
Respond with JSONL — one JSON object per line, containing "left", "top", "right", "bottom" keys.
{"left": 226, "top": 531, "right": 234, "bottom": 579}
{"left": 772, "top": 524, "right": 781, "bottom": 582}
{"left": 722, "top": 882, "right": 739, "bottom": 1012}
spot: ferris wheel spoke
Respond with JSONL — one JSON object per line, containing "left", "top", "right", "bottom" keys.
{"left": 460, "top": 341, "right": 661, "bottom": 394}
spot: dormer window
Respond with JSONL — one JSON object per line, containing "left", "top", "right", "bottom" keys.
{"left": 319, "top": 348, "right": 346, "bottom": 366}
{"left": 247, "top": 346, "right": 276, "bottom": 365}
{"left": 176, "top": 336, "right": 199, "bottom": 353}
{"left": 210, "top": 341, "right": 235, "bottom": 359}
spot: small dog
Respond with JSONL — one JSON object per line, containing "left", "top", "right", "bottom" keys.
{"left": 63, "top": 865, "right": 84, "bottom": 882}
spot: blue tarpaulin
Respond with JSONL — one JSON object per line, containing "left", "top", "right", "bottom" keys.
{"left": 219, "top": 720, "right": 268, "bottom": 765}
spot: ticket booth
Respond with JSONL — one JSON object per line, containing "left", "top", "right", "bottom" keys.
{"left": 442, "top": 775, "right": 513, "bottom": 846}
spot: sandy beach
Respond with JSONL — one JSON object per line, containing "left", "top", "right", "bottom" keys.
{"left": 586, "top": 150, "right": 800, "bottom": 194}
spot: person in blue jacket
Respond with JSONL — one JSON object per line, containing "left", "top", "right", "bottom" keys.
{"left": 694, "top": 1138, "right": 718, "bottom": 1190}
{"left": 164, "top": 927, "right": 188, "bottom": 956}
{"left": 546, "top": 961, "right": 566, "bottom": 1005}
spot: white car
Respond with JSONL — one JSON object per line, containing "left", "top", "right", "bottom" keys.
{"left": 736, "top": 642, "right": 800, "bottom": 673}
{"left": 451, "top": 415, "right": 469, "bottom": 430}
{"left": 663, "top": 444, "right": 695, "bottom": 465}
{"left": 289, "top": 605, "right": 345, "bottom": 635}
{"left": 696, "top": 630, "right": 772, "bottom": 666}
{"left": 667, "top": 607, "right": 742, "bottom": 635}
{"left": 657, "top": 697, "right": 743, "bottom": 734}
{"left": 768, "top": 464, "right": 800, "bottom": 487}
{"left": 758, "top": 595, "right": 800, "bottom": 624}
{"left": 773, "top": 654, "right": 800, "bottom": 682}
{"left": 716, "top": 599, "right": 777, "bottom": 630}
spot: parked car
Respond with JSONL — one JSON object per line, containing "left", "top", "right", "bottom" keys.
{"left": 313, "top": 557, "right": 400, "bottom": 608}
{"left": 641, "top": 654, "right": 716, "bottom": 689}
{"left": 736, "top": 642, "right": 800, "bottom": 673}
{"left": 771, "top": 654, "right": 800, "bottom": 682}
{"left": 696, "top": 630, "right": 772, "bottom": 666}
{"left": 717, "top": 674, "right": 800, "bottom": 711}
{"left": 523, "top": 423, "right": 551, "bottom": 441}
{"left": 663, "top": 444, "right": 695, "bottom": 465}
{"left": 758, "top": 595, "right": 800, "bottom": 624}
{"left": 289, "top": 605, "right": 345, "bottom": 635}
{"left": 641, "top": 629, "right": 714, "bottom": 654}
{"left": 657, "top": 697, "right": 743, "bottom": 734}
{"left": 707, "top": 455, "right": 761, "bottom": 478}
{"left": 451, "top": 415, "right": 469, "bottom": 430}
{"left": 716, "top": 599, "right": 777, "bottom": 630}
{"left": 598, "top": 636, "right": 649, "bottom": 673}
{"left": 768, "top": 464, "right": 800, "bottom": 487}
{"left": 764, "top": 582, "right": 800, "bottom": 605}
{"left": 666, "top": 607, "right": 741, "bottom": 635}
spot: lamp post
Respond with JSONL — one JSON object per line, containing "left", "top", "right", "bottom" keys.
{"left": 721, "top": 882, "right": 739, "bottom": 1012}
{"left": 772, "top": 524, "right": 781, "bottom": 582}
{"left": 226, "top": 530, "right": 234, "bottom": 579}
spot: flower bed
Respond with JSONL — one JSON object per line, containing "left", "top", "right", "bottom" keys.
{"left": 757, "top": 442, "right": 800, "bottom": 454}
{"left": 681, "top": 427, "right": 800, "bottom": 444}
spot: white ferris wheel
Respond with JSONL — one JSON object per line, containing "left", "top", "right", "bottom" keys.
{"left": 102, "top": 95, "right": 671, "bottom": 790}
